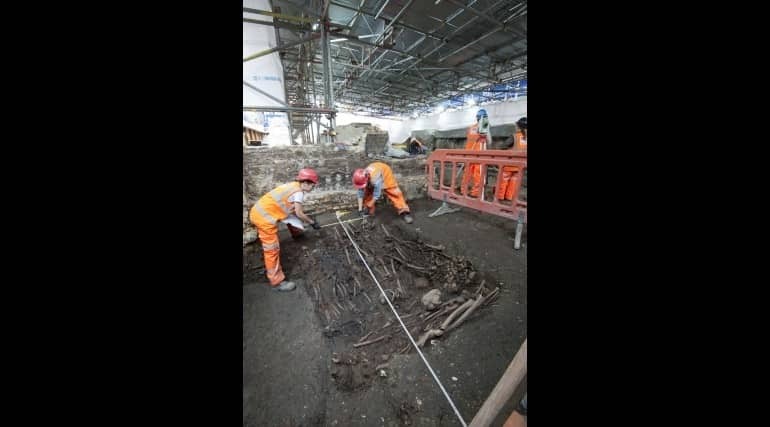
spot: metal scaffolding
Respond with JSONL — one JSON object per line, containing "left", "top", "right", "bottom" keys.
{"left": 244, "top": 0, "right": 526, "bottom": 128}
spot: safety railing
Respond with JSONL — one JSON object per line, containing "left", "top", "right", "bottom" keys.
{"left": 426, "top": 148, "right": 527, "bottom": 246}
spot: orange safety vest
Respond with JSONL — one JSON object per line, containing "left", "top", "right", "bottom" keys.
{"left": 251, "top": 181, "right": 302, "bottom": 224}
{"left": 465, "top": 124, "right": 487, "bottom": 150}
{"left": 365, "top": 162, "right": 398, "bottom": 189}
{"left": 514, "top": 130, "right": 527, "bottom": 150}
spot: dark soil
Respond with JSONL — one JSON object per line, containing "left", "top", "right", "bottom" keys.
{"left": 244, "top": 197, "right": 526, "bottom": 426}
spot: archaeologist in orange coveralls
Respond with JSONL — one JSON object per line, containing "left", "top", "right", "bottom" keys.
{"left": 460, "top": 108, "right": 490, "bottom": 197}
{"left": 352, "top": 162, "right": 414, "bottom": 224}
{"left": 496, "top": 116, "right": 527, "bottom": 201}
{"left": 249, "top": 168, "right": 322, "bottom": 292}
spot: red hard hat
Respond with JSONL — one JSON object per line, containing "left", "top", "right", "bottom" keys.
{"left": 296, "top": 168, "right": 319, "bottom": 184}
{"left": 352, "top": 168, "right": 368, "bottom": 188}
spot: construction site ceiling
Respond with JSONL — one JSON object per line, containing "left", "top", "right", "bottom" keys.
{"left": 246, "top": 0, "right": 526, "bottom": 116}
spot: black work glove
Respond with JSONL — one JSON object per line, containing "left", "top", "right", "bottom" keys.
{"left": 358, "top": 209, "right": 366, "bottom": 217}
{"left": 311, "top": 216, "right": 321, "bottom": 230}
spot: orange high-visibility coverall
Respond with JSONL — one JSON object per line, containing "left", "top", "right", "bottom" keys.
{"left": 461, "top": 123, "right": 487, "bottom": 197}
{"left": 359, "top": 162, "right": 410, "bottom": 215}
{"left": 249, "top": 181, "right": 303, "bottom": 286}
{"left": 496, "top": 130, "right": 526, "bottom": 201}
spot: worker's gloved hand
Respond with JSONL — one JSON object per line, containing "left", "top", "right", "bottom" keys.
{"left": 358, "top": 209, "right": 367, "bottom": 217}
{"left": 311, "top": 216, "right": 321, "bottom": 230}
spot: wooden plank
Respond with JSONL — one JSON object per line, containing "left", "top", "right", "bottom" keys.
{"left": 469, "top": 338, "right": 527, "bottom": 427}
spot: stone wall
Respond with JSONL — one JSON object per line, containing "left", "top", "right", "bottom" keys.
{"left": 243, "top": 145, "right": 427, "bottom": 243}
{"left": 335, "top": 123, "right": 384, "bottom": 152}
{"left": 364, "top": 133, "right": 390, "bottom": 155}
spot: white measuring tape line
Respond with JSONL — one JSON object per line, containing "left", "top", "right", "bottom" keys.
{"left": 335, "top": 214, "right": 468, "bottom": 427}
{"left": 320, "top": 217, "right": 363, "bottom": 228}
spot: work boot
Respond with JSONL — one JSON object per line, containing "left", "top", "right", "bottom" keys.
{"left": 272, "top": 281, "right": 296, "bottom": 292}
{"left": 402, "top": 213, "right": 414, "bottom": 224}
